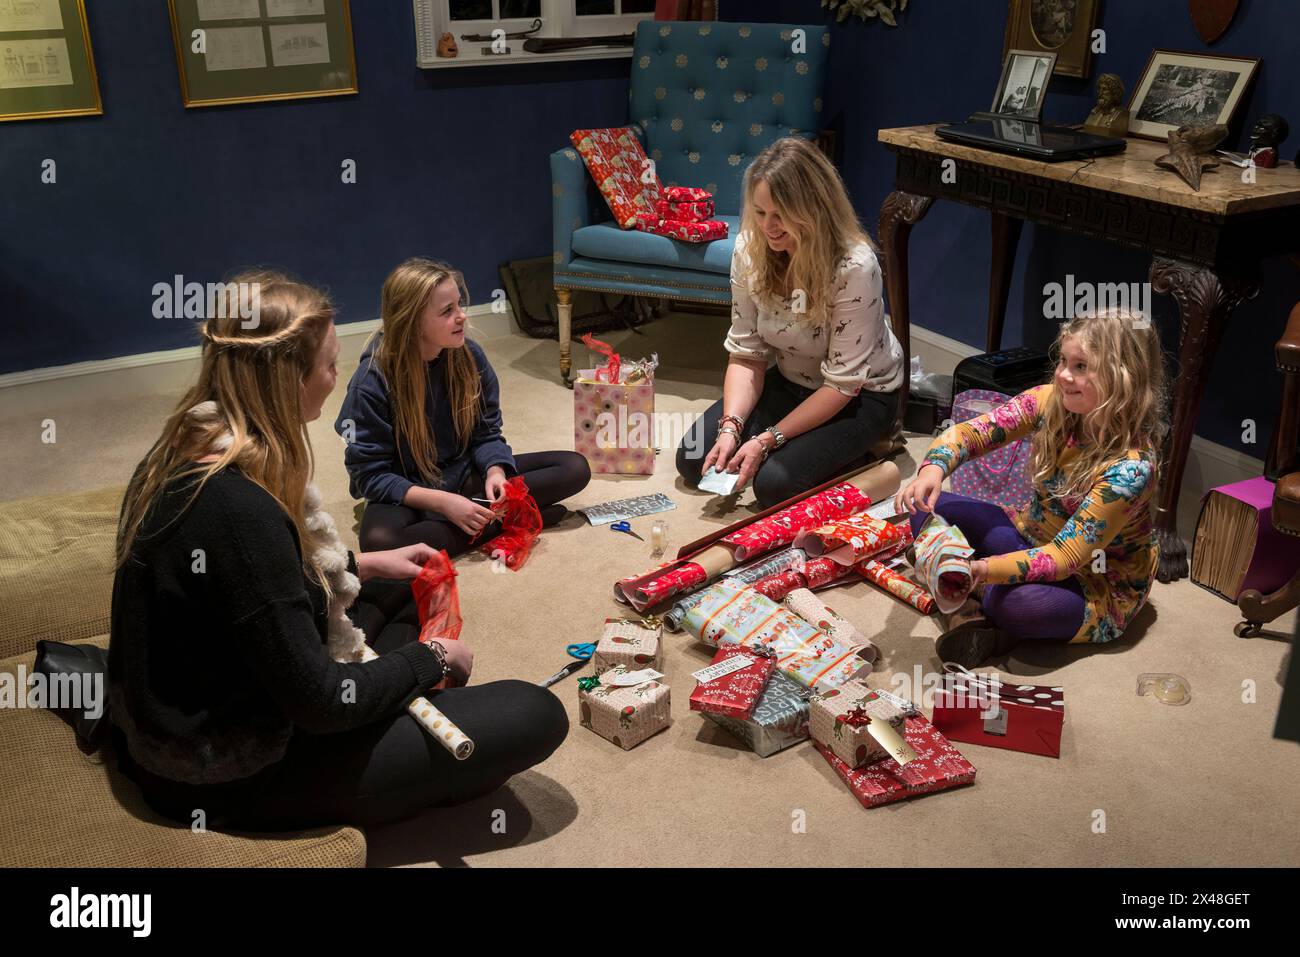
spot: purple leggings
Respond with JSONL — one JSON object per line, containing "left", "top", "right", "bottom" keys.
{"left": 909, "top": 492, "right": 1084, "bottom": 642}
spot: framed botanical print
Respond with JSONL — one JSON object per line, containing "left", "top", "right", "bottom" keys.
{"left": 0, "top": 0, "right": 101, "bottom": 123}
{"left": 1127, "top": 49, "right": 1259, "bottom": 141}
{"left": 167, "top": 0, "right": 357, "bottom": 108}
{"left": 1003, "top": 0, "right": 1101, "bottom": 80}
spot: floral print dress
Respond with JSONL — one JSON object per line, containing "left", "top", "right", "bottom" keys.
{"left": 922, "top": 384, "right": 1158, "bottom": 644}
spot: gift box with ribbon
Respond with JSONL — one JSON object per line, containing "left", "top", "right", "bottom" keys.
{"left": 578, "top": 665, "right": 672, "bottom": 751}
{"left": 573, "top": 334, "right": 656, "bottom": 475}
{"left": 701, "top": 671, "right": 812, "bottom": 757}
{"left": 931, "top": 664, "right": 1065, "bottom": 758}
{"left": 817, "top": 713, "right": 977, "bottom": 808}
{"left": 633, "top": 186, "right": 729, "bottom": 244}
{"left": 810, "top": 681, "right": 913, "bottom": 769}
{"left": 592, "top": 617, "right": 664, "bottom": 677}
{"left": 689, "top": 644, "right": 775, "bottom": 720}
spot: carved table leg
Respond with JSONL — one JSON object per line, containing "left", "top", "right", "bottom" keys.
{"left": 1149, "top": 256, "right": 1261, "bottom": 582}
{"left": 988, "top": 211, "right": 1024, "bottom": 353}
{"left": 879, "top": 190, "right": 934, "bottom": 436}
{"left": 556, "top": 287, "right": 573, "bottom": 386}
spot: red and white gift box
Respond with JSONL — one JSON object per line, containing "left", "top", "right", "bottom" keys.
{"left": 817, "top": 713, "right": 977, "bottom": 808}
{"left": 655, "top": 197, "right": 715, "bottom": 221}
{"left": 931, "top": 665, "right": 1065, "bottom": 758}
{"left": 661, "top": 186, "right": 710, "bottom": 202}
{"left": 689, "top": 645, "right": 775, "bottom": 720}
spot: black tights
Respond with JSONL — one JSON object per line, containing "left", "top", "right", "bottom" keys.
{"left": 118, "top": 579, "right": 569, "bottom": 832}
{"left": 360, "top": 450, "right": 591, "bottom": 555}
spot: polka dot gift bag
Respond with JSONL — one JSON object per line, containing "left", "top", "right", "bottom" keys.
{"left": 931, "top": 663, "right": 1065, "bottom": 758}
{"left": 574, "top": 334, "right": 656, "bottom": 475}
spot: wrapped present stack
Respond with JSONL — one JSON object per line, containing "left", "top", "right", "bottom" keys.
{"left": 636, "top": 186, "right": 729, "bottom": 243}
{"left": 810, "top": 681, "right": 915, "bottom": 769}
{"left": 702, "top": 671, "right": 812, "bottom": 757}
{"left": 689, "top": 644, "right": 775, "bottom": 720}
{"left": 578, "top": 664, "right": 671, "bottom": 751}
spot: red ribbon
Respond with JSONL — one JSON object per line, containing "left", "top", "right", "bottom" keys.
{"left": 839, "top": 706, "right": 872, "bottom": 727}
{"left": 580, "top": 333, "right": 621, "bottom": 383}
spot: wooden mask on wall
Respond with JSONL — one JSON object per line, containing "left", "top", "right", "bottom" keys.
{"left": 1189, "top": 0, "right": 1240, "bottom": 44}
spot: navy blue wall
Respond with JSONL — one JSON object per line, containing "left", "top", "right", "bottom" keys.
{"left": 3, "top": 0, "right": 1296, "bottom": 454}
{"left": 723, "top": 0, "right": 1299, "bottom": 456}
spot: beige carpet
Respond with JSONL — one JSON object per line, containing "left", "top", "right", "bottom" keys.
{"left": 3, "top": 313, "right": 1297, "bottom": 867}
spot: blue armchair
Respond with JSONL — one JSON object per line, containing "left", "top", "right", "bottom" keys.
{"left": 550, "top": 20, "right": 829, "bottom": 381}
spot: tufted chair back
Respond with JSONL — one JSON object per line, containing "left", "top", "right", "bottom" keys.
{"left": 628, "top": 20, "right": 830, "bottom": 216}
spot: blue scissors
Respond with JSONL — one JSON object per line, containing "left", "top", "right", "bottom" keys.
{"left": 610, "top": 520, "right": 645, "bottom": 541}
{"left": 566, "top": 641, "right": 598, "bottom": 660}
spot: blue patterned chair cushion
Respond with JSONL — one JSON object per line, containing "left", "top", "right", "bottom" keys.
{"left": 572, "top": 216, "right": 740, "bottom": 274}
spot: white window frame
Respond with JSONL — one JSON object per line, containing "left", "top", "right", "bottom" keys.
{"left": 420, "top": 0, "right": 653, "bottom": 68}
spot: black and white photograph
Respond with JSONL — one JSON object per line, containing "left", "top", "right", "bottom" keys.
{"left": 992, "top": 49, "right": 1055, "bottom": 121}
{"left": 1128, "top": 49, "right": 1259, "bottom": 140}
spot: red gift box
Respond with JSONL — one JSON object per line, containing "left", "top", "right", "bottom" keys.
{"left": 817, "top": 714, "right": 977, "bottom": 808}
{"left": 655, "top": 197, "right": 715, "bottom": 222}
{"left": 661, "top": 185, "right": 710, "bottom": 202}
{"left": 931, "top": 667, "right": 1064, "bottom": 758}
{"left": 689, "top": 645, "right": 775, "bottom": 720}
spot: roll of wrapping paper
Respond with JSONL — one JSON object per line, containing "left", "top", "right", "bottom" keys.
{"left": 857, "top": 560, "right": 936, "bottom": 615}
{"left": 663, "top": 547, "right": 807, "bottom": 632}
{"left": 614, "top": 460, "right": 901, "bottom": 612}
{"left": 782, "top": 587, "right": 877, "bottom": 662}
{"left": 750, "top": 556, "right": 856, "bottom": 601}
{"left": 794, "top": 513, "right": 911, "bottom": 566}
{"left": 357, "top": 644, "right": 474, "bottom": 760}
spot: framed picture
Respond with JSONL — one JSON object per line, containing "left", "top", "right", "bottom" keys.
{"left": 1003, "top": 0, "right": 1101, "bottom": 79}
{"left": 991, "top": 49, "right": 1056, "bottom": 122}
{"left": 1127, "top": 49, "right": 1260, "bottom": 141}
{"left": 167, "top": 0, "right": 357, "bottom": 108}
{"left": 0, "top": 0, "right": 101, "bottom": 123}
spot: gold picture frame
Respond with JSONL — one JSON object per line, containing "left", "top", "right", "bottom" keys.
{"left": 0, "top": 0, "right": 102, "bottom": 123}
{"left": 167, "top": 0, "right": 357, "bottom": 109}
{"left": 1003, "top": 0, "right": 1101, "bottom": 80}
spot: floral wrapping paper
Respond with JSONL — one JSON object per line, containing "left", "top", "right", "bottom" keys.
{"left": 702, "top": 671, "right": 812, "bottom": 757}
{"left": 817, "top": 715, "right": 977, "bottom": 808}
{"left": 578, "top": 665, "right": 672, "bottom": 751}
{"left": 574, "top": 377, "right": 655, "bottom": 475}
{"left": 655, "top": 197, "right": 715, "bottom": 221}
{"left": 615, "top": 559, "right": 710, "bottom": 612}
{"left": 721, "top": 483, "right": 873, "bottom": 562}
{"left": 592, "top": 618, "right": 664, "bottom": 676}
{"left": 782, "top": 588, "right": 876, "bottom": 661}
{"left": 664, "top": 548, "right": 807, "bottom": 632}
{"left": 912, "top": 512, "right": 976, "bottom": 614}
{"left": 857, "top": 560, "right": 936, "bottom": 615}
{"left": 569, "top": 127, "right": 661, "bottom": 229}
{"left": 689, "top": 645, "right": 775, "bottom": 719}
{"left": 810, "top": 683, "right": 908, "bottom": 768}
{"left": 681, "top": 582, "right": 870, "bottom": 692}
{"left": 793, "top": 514, "right": 911, "bottom": 566}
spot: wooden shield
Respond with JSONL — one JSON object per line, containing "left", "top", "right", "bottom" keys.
{"left": 1189, "top": 0, "right": 1240, "bottom": 44}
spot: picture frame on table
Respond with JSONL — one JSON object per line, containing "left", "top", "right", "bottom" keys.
{"left": 991, "top": 49, "right": 1056, "bottom": 123}
{"left": 1127, "top": 48, "right": 1259, "bottom": 141}
{"left": 166, "top": 0, "right": 357, "bottom": 109}
{"left": 0, "top": 0, "right": 101, "bottom": 123}
{"left": 1003, "top": 0, "right": 1101, "bottom": 79}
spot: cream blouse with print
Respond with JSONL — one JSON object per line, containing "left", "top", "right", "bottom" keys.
{"left": 723, "top": 234, "right": 905, "bottom": 397}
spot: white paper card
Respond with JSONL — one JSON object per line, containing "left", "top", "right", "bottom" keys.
{"left": 691, "top": 654, "right": 755, "bottom": 684}
{"left": 602, "top": 668, "right": 665, "bottom": 687}
{"left": 698, "top": 467, "right": 741, "bottom": 496}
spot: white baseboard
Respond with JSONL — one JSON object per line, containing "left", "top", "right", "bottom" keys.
{"left": 905, "top": 320, "right": 1263, "bottom": 499}
{"left": 0, "top": 304, "right": 516, "bottom": 418}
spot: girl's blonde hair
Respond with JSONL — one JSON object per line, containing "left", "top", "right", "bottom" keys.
{"left": 117, "top": 270, "right": 334, "bottom": 590}
{"left": 369, "top": 257, "right": 481, "bottom": 486}
{"left": 1033, "top": 309, "right": 1168, "bottom": 503}
{"left": 736, "top": 137, "right": 875, "bottom": 328}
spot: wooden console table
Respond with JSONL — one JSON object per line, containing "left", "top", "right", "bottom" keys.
{"left": 878, "top": 124, "right": 1300, "bottom": 582}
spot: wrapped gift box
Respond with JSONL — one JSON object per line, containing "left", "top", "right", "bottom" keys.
{"left": 592, "top": 617, "right": 664, "bottom": 676}
{"left": 578, "top": 665, "right": 671, "bottom": 751}
{"left": 817, "top": 715, "right": 977, "bottom": 808}
{"left": 932, "top": 671, "right": 1064, "bottom": 758}
{"left": 810, "top": 682, "right": 911, "bottom": 769}
{"left": 689, "top": 645, "right": 775, "bottom": 720}
{"left": 702, "top": 671, "right": 811, "bottom": 757}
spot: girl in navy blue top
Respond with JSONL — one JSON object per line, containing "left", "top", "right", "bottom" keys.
{"left": 337, "top": 258, "right": 590, "bottom": 555}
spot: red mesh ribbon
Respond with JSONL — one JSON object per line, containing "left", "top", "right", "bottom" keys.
{"left": 412, "top": 550, "right": 463, "bottom": 647}
{"left": 475, "top": 475, "right": 543, "bottom": 571}
{"left": 580, "top": 333, "right": 621, "bottom": 383}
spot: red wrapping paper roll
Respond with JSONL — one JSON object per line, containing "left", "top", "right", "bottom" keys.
{"left": 858, "top": 560, "right": 936, "bottom": 615}
{"left": 722, "top": 482, "right": 872, "bottom": 562}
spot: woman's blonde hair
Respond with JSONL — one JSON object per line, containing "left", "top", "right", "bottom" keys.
{"left": 736, "top": 137, "right": 874, "bottom": 328}
{"left": 1032, "top": 309, "right": 1168, "bottom": 503}
{"left": 117, "top": 270, "right": 334, "bottom": 589}
{"left": 369, "top": 257, "right": 481, "bottom": 486}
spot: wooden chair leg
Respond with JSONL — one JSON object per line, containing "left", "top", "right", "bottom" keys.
{"left": 556, "top": 287, "right": 573, "bottom": 385}
{"left": 1237, "top": 564, "right": 1300, "bottom": 635}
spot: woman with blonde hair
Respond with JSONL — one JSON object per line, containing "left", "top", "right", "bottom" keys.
{"left": 338, "top": 257, "right": 590, "bottom": 554}
{"left": 896, "top": 309, "right": 1167, "bottom": 667}
{"left": 109, "top": 270, "right": 567, "bottom": 830}
{"left": 676, "top": 137, "right": 904, "bottom": 508}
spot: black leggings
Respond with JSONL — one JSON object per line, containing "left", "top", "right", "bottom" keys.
{"left": 360, "top": 450, "right": 591, "bottom": 555}
{"left": 116, "top": 581, "right": 569, "bottom": 832}
{"left": 676, "top": 366, "right": 897, "bottom": 509}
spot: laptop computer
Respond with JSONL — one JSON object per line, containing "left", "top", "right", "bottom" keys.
{"left": 936, "top": 116, "right": 1127, "bottom": 162}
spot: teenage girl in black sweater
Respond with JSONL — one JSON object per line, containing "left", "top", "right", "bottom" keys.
{"left": 108, "top": 270, "right": 567, "bottom": 831}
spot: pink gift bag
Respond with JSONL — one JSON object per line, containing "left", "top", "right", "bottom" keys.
{"left": 948, "top": 389, "right": 1034, "bottom": 510}
{"left": 573, "top": 335, "right": 655, "bottom": 475}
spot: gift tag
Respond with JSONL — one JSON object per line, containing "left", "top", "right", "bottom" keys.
{"left": 602, "top": 667, "right": 666, "bottom": 687}
{"left": 867, "top": 718, "right": 918, "bottom": 766}
{"left": 692, "top": 653, "right": 756, "bottom": 684}
{"left": 873, "top": 687, "right": 920, "bottom": 716}
{"left": 699, "top": 467, "right": 742, "bottom": 496}
{"left": 982, "top": 705, "right": 1009, "bottom": 736}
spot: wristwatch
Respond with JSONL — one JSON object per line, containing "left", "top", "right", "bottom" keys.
{"left": 425, "top": 640, "right": 450, "bottom": 682}
{"left": 762, "top": 425, "right": 787, "bottom": 451}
